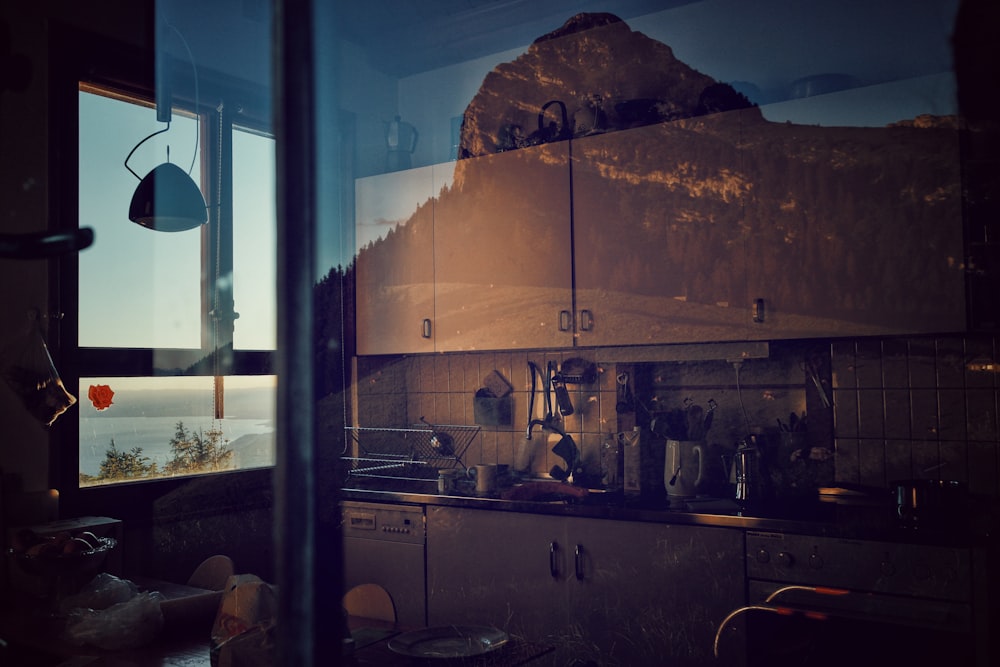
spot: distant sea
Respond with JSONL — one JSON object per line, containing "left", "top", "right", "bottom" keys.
{"left": 78, "top": 387, "right": 275, "bottom": 477}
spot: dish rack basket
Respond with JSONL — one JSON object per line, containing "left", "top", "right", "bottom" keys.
{"left": 343, "top": 424, "right": 481, "bottom": 482}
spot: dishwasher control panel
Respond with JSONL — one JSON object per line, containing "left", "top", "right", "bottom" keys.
{"left": 341, "top": 501, "right": 425, "bottom": 545}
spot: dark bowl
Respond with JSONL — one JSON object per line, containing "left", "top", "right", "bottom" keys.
{"left": 9, "top": 537, "right": 117, "bottom": 577}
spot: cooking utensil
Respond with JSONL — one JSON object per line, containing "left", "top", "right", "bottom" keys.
{"left": 550, "top": 361, "right": 574, "bottom": 416}
{"left": 703, "top": 399, "right": 717, "bottom": 432}
{"left": 557, "top": 358, "right": 597, "bottom": 385}
{"left": 615, "top": 372, "right": 633, "bottom": 413}
{"left": 686, "top": 404, "right": 705, "bottom": 440}
{"left": 419, "top": 416, "right": 454, "bottom": 456}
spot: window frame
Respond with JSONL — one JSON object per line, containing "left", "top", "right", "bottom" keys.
{"left": 51, "top": 26, "right": 275, "bottom": 519}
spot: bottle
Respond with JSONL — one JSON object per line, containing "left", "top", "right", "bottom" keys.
{"left": 621, "top": 427, "right": 642, "bottom": 496}
{"left": 601, "top": 431, "right": 622, "bottom": 491}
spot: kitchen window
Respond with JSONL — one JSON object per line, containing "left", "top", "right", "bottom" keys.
{"left": 72, "top": 78, "right": 275, "bottom": 488}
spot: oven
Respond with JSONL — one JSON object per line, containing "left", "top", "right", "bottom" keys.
{"left": 341, "top": 501, "right": 427, "bottom": 627}
{"left": 715, "top": 531, "right": 991, "bottom": 666}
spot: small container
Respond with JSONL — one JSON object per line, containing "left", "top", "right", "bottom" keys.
{"left": 437, "top": 469, "right": 461, "bottom": 494}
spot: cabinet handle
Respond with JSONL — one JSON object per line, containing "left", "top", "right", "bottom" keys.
{"left": 558, "top": 310, "right": 571, "bottom": 332}
{"left": 574, "top": 544, "right": 585, "bottom": 580}
{"left": 549, "top": 541, "right": 559, "bottom": 579}
{"left": 752, "top": 298, "right": 765, "bottom": 323}
{"left": 579, "top": 309, "right": 594, "bottom": 332}
{"left": 422, "top": 318, "right": 432, "bottom": 338}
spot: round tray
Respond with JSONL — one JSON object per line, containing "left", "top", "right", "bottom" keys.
{"left": 387, "top": 625, "right": 508, "bottom": 659}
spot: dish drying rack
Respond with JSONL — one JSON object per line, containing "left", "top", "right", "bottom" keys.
{"left": 343, "top": 424, "right": 481, "bottom": 483}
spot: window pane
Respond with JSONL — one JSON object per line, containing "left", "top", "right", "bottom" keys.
{"left": 78, "top": 90, "right": 202, "bottom": 349}
{"left": 79, "top": 375, "right": 276, "bottom": 486}
{"left": 232, "top": 129, "right": 277, "bottom": 350}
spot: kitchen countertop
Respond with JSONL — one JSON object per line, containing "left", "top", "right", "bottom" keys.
{"left": 340, "top": 478, "right": 998, "bottom": 548}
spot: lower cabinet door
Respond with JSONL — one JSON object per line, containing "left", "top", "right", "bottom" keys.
{"left": 566, "top": 518, "right": 745, "bottom": 667}
{"left": 426, "top": 506, "right": 570, "bottom": 638}
{"left": 427, "top": 507, "right": 746, "bottom": 667}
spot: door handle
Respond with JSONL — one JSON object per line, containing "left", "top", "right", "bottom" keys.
{"left": 579, "top": 309, "right": 594, "bottom": 332}
{"left": 574, "top": 544, "right": 585, "bottom": 580}
{"left": 549, "top": 541, "right": 560, "bottom": 579}
{"left": 559, "top": 310, "right": 572, "bottom": 332}
{"left": 422, "top": 318, "right": 432, "bottom": 338}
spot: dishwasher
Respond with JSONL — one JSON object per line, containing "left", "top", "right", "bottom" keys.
{"left": 341, "top": 501, "right": 426, "bottom": 627}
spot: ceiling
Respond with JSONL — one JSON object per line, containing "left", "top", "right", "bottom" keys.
{"left": 332, "top": 0, "right": 696, "bottom": 77}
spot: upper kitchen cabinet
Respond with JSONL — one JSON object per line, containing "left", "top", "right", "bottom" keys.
{"left": 355, "top": 165, "right": 438, "bottom": 355}
{"left": 434, "top": 142, "right": 574, "bottom": 351}
{"left": 343, "top": 0, "right": 975, "bottom": 355}
{"left": 355, "top": 144, "right": 573, "bottom": 355}
{"left": 571, "top": 110, "right": 751, "bottom": 346}
{"left": 741, "top": 93, "right": 966, "bottom": 339}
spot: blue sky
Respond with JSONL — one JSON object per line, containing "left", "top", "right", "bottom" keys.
{"left": 78, "top": 90, "right": 276, "bottom": 352}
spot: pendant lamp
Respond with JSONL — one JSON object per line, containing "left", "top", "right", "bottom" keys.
{"left": 128, "top": 160, "right": 208, "bottom": 232}
{"left": 124, "top": 22, "right": 207, "bottom": 232}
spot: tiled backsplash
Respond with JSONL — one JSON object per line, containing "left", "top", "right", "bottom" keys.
{"left": 831, "top": 335, "right": 999, "bottom": 496}
{"left": 353, "top": 333, "right": 1000, "bottom": 498}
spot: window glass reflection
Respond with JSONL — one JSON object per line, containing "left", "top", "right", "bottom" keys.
{"left": 78, "top": 375, "right": 275, "bottom": 486}
{"left": 78, "top": 89, "right": 202, "bottom": 349}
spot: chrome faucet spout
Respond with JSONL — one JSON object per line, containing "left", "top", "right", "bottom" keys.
{"left": 527, "top": 418, "right": 547, "bottom": 440}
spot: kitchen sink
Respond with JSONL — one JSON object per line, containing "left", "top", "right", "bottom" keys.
{"left": 499, "top": 478, "right": 622, "bottom": 505}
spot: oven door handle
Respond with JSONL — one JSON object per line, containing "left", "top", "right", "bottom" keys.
{"left": 765, "top": 584, "right": 850, "bottom": 603}
{"left": 713, "top": 587, "right": 851, "bottom": 659}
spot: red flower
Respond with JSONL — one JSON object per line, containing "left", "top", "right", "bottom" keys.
{"left": 88, "top": 384, "right": 114, "bottom": 411}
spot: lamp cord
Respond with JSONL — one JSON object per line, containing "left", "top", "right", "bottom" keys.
{"left": 123, "top": 20, "right": 201, "bottom": 180}
{"left": 124, "top": 124, "right": 170, "bottom": 180}
{"left": 164, "top": 21, "right": 200, "bottom": 177}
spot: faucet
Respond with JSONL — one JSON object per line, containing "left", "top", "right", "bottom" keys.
{"left": 526, "top": 419, "right": 548, "bottom": 440}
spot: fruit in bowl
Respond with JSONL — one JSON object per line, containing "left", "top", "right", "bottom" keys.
{"left": 8, "top": 528, "right": 117, "bottom": 577}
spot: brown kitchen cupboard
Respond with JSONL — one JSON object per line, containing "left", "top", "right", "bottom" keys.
{"left": 355, "top": 142, "right": 574, "bottom": 355}
{"left": 357, "top": 110, "right": 969, "bottom": 355}
{"left": 570, "top": 109, "right": 752, "bottom": 347}
{"left": 573, "top": 103, "right": 968, "bottom": 345}
{"left": 425, "top": 506, "right": 745, "bottom": 667}
{"left": 740, "top": 93, "right": 967, "bottom": 340}
{"left": 355, "top": 164, "right": 437, "bottom": 355}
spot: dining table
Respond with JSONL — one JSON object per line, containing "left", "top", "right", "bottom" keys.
{"left": 1, "top": 585, "right": 553, "bottom": 667}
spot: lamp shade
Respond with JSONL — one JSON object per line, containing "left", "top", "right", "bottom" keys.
{"left": 128, "top": 162, "right": 208, "bottom": 232}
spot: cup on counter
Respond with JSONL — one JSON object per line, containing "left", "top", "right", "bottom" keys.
{"left": 437, "top": 469, "right": 461, "bottom": 494}
{"left": 473, "top": 464, "right": 499, "bottom": 496}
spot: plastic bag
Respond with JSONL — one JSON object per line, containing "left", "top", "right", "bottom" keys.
{"left": 0, "top": 314, "right": 76, "bottom": 427}
{"left": 64, "top": 590, "right": 165, "bottom": 650}
{"left": 210, "top": 574, "right": 277, "bottom": 667}
{"left": 58, "top": 573, "right": 138, "bottom": 615}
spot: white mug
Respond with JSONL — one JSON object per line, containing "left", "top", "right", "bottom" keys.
{"left": 474, "top": 464, "right": 499, "bottom": 496}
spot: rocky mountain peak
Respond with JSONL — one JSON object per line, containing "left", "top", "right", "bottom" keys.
{"left": 457, "top": 12, "right": 756, "bottom": 159}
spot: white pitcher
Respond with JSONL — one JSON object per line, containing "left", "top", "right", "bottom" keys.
{"left": 665, "top": 439, "right": 704, "bottom": 499}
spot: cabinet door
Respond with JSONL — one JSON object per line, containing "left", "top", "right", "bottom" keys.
{"left": 571, "top": 113, "right": 750, "bottom": 346}
{"left": 566, "top": 518, "right": 745, "bottom": 667}
{"left": 433, "top": 142, "right": 574, "bottom": 351}
{"left": 426, "top": 506, "right": 571, "bottom": 639}
{"left": 355, "top": 165, "right": 437, "bottom": 354}
{"left": 742, "top": 98, "right": 966, "bottom": 339}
